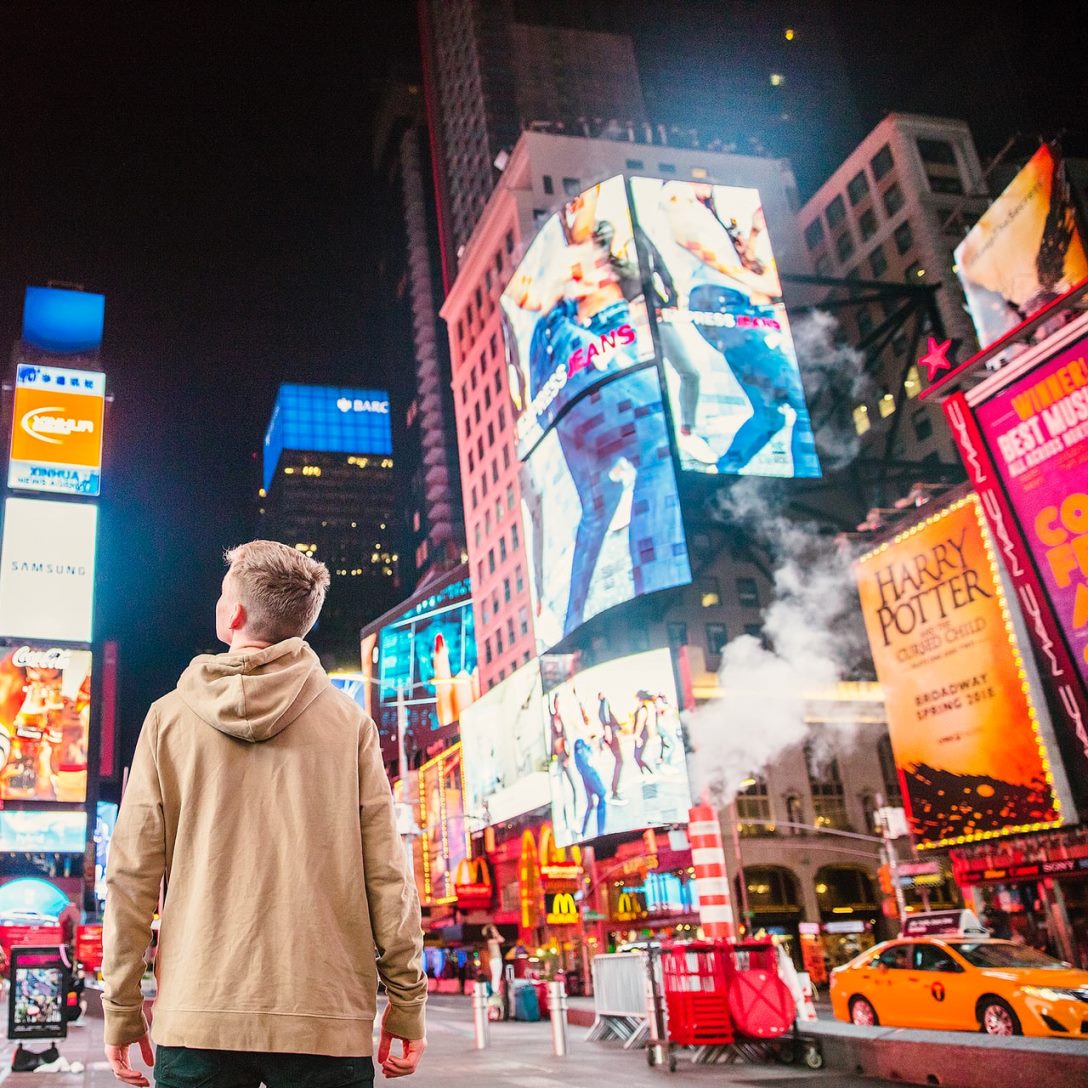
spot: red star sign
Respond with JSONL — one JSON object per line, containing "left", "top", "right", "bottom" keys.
{"left": 918, "top": 336, "right": 954, "bottom": 382}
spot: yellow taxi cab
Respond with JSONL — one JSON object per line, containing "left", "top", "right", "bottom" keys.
{"left": 830, "top": 936, "right": 1088, "bottom": 1037}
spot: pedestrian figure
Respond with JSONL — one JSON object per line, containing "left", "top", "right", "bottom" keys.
{"left": 102, "top": 541, "right": 426, "bottom": 1087}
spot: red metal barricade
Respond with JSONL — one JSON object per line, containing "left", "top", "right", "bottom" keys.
{"left": 659, "top": 942, "right": 735, "bottom": 1047}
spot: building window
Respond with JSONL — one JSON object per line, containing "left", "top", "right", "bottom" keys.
{"left": 857, "top": 308, "right": 874, "bottom": 339}
{"left": 481, "top": 599, "right": 489, "bottom": 624}
{"left": 706, "top": 623, "right": 728, "bottom": 656}
{"left": 736, "top": 577, "right": 759, "bottom": 608}
{"left": 744, "top": 623, "right": 762, "bottom": 639}
{"left": 485, "top": 269, "right": 492, "bottom": 293}
{"left": 871, "top": 143, "right": 894, "bottom": 181}
{"left": 502, "top": 446, "right": 510, "bottom": 469}
{"left": 467, "top": 450, "right": 474, "bottom": 473}
{"left": 853, "top": 404, "right": 871, "bottom": 435}
{"left": 515, "top": 565, "right": 524, "bottom": 593}
{"left": 480, "top": 470, "right": 487, "bottom": 497}
{"left": 626, "top": 158, "right": 644, "bottom": 170}
{"left": 507, "top": 617, "right": 515, "bottom": 643}
{"left": 784, "top": 794, "right": 804, "bottom": 834}
{"left": 505, "top": 230, "right": 514, "bottom": 254}
{"left": 667, "top": 621, "right": 688, "bottom": 648}
{"left": 474, "top": 523, "right": 481, "bottom": 548}
{"left": 903, "top": 363, "right": 922, "bottom": 398}
{"left": 484, "top": 638, "right": 492, "bottom": 665}
{"left": 484, "top": 385, "right": 491, "bottom": 409}
{"left": 487, "top": 422, "right": 495, "bottom": 446}
{"left": 815, "top": 254, "right": 832, "bottom": 276}
{"left": 460, "top": 384, "right": 467, "bottom": 405}
{"left": 894, "top": 219, "right": 913, "bottom": 255}
{"left": 869, "top": 244, "right": 888, "bottom": 278}
{"left": 511, "top": 523, "right": 519, "bottom": 550}
{"left": 543, "top": 174, "right": 554, "bottom": 195}
{"left": 491, "top": 460, "right": 499, "bottom": 484}
{"left": 503, "top": 577, "right": 511, "bottom": 603}
{"left": 913, "top": 409, "right": 933, "bottom": 441}
{"left": 699, "top": 577, "right": 722, "bottom": 607}
{"left": 859, "top": 207, "right": 877, "bottom": 242}
{"left": 883, "top": 182, "right": 904, "bottom": 218}
{"left": 507, "top": 484, "right": 515, "bottom": 510}
{"left": 519, "top": 607, "right": 529, "bottom": 637}
{"left": 929, "top": 174, "right": 964, "bottom": 195}
{"left": 847, "top": 170, "right": 870, "bottom": 206}
{"left": 562, "top": 177, "right": 580, "bottom": 196}
{"left": 916, "top": 137, "right": 956, "bottom": 165}
{"left": 499, "top": 537, "right": 507, "bottom": 562}
{"left": 496, "top": 629, "right": 503, "bottom": 653}
{"left": 471, "top": 486, "right": 477, "bottom": 510}
{"left": 658, "top": 162, "right": 677, "bottom": 174}
{"left": 878, "top": 390, "right": 897, "bottom": 418}
{"left": 736, "top": 778, "right": 773, "bottom": 837}
{"left": 836, "top": 229, "right": 855, "bottom": 262}
{"left": 490, "top": 333, "right": 498, "bottom": 359}
{"left": 825, "top": 194, "right": 846, "bottom": 230}
{"left": 804, "top": 219, "right": 825, "bottom": 251}
{"left": 475, "top": 286, "right": 482, "bottom": 311}
{"left": 806, "top": 746, "right": 851, "bottom": 830}
{"left": 494, "top": 366, "right": 502, "bottom": 391}
{"left": 474, "top": 402, "right": 481, "bottom": 423}
{"left": 470, "top": 369, "right": 477, "bottom": 391}
{"left": 498, "top": 406, "right": 506, "bottom": 431}
{"left": 488, "top": 549, "right": 496, "bottom": 574}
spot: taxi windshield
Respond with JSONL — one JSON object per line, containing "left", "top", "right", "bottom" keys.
{"left": 948, "top": 942, "right": 1068, "bottom": 970}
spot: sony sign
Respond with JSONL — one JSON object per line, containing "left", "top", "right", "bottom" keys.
{"left": 0, "top": 498, "right": 98, "bottom": 643}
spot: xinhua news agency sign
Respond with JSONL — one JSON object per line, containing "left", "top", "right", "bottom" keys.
{"left": 8, "top": 364, "right": 105, "bottom": 497}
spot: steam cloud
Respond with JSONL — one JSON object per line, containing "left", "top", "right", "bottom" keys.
{"left": 687, "top": 312, "right": 873, "bottom": 807}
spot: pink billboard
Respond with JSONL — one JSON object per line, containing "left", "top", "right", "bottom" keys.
{"left": 974, "top": 336, "right": 1088, "bottom": 693}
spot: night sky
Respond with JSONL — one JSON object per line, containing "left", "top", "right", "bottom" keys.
{"left": 1, "top": 2, "right": 1084, "bottom": 782}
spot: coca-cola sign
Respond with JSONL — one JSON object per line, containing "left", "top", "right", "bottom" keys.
{"left": 11, "top": 645, "right": 70, "bottom": 670}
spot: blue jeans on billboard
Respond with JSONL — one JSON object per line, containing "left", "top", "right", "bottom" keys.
{"left": 687, "top": 284, "right": 811, "bottom": 474}
{"left": 154, "top": 1047, "right": 374, "bottom": 1088}
{"left": 573, "top": 738, "right": 606, "bottom": 838}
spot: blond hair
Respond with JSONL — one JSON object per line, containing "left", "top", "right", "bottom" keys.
{"left": 224, "top": 540, "right": 330, "bottom": 641}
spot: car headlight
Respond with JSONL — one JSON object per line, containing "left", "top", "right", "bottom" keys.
{"left": 1021, "top": 985, "right": 1088, "bottom": 1003}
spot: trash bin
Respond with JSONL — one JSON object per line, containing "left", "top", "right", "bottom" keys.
{"left": 511, "top": 979, "right": 541, "bottom": 1022}
{"left": 532, "top": 979, "right": 549, "bottom": 1017}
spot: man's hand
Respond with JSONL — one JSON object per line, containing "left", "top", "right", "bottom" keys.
{"left": 377, "top": 1012, "right": 426, "bottom": 1079}
{"left": 105, "top": 1034, "right": 154, "bottom": 1086}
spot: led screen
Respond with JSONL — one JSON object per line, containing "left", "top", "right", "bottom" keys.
{"left": 460, "top": 659, "right": 550, "bottom": 825}
{"left": 630, "top": 177, "right": 819, "bottom": 478}
{"left": 501, "top": 174, "right": 655, "bottom": 459}
{"left": 520, "top": 369, "right": 690, "bottom": 649}
{"left": 0, "top": 643, "right": 92, "bottom": 802}
{"left": 263, "top": 383, "right": 392, "bottom": 491}
{"left": 543, "top": 648, "right": 691, "bottom": 847}
{"left": 93, "top": 801, "right": 118, "bottom": 905}
{"left": 955, "top": 144, "right": 1088, "bottom": 350}
{"left": 8, "top": 363, "right": 106, "bottom": 497}
{"left": 0, "top": 499, "right": 98, "bottom": 644}
{"left": 0, "top": 810, "right": 87, "bottom": 853}
{"left": 974, "top": 335, "right": 1088, "bottom": 695}
{"left": 378, "top": 576, "right": 479, "bottom": 756}
{"left": 415, "top": 744, "right": 467, "bottom": 905}
{"left": 22, "top": 286, "right": 105, "bottom": 355}
{"left": 855, "top": 495, "right": 1064, "bottom": 848}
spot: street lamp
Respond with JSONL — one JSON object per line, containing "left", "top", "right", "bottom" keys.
{"left": 731, "top": 778, "right": 757, "bottom": 931}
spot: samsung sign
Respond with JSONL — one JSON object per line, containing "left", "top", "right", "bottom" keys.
{"left": 0, "top": 498, "right": 98, "bottom": 643}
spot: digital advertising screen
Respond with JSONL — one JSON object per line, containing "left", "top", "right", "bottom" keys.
{"left": 0, "top": 643, "right": 92, "bottom": 802}
{"left": 630, "top": 177, "right": 820, "bottom": 479}
{"left": 8, "top": 945, "right": 68, "bottom": 1040}
{"left": 0, "top": 810, "right": 87, "bottom": 853}
{"left": 263, "top": 383, "right": 392, "bottom": 491}
{"left": 520, "top": 369, "right": 691, "bottom": 650}
{"left": 0, "top": 499, "right": 98, "bottom": 644}
{"left": 460, "top": 659, "right": 550, "bottom": 826}
{"left": 416, "top": 744, "right": 468, "bottom": 906}
{"left": 955, "top": 144, "right": 1088, "bottom": 349}
{"left": 973, "top": 335, "right": 1088, "bottom": 691}
{"left": 8, "top": 364, "right": 106, "bottom": 497}
{"left": 22, "top": 286, "right": 105, "bottom": 355}
{"left": 378, "top": 575, "right": 479, "bottom": 752}
{"left": 93, "top": 801, "right": 118, "bottom": 906}
{"left": 542, "top": 648, "right": 692, "bottom": 848}
{"left": 501, "top": 174, "right": 655, "bottom": 459}
{"left": 855, "top": 495, "right": 1065, "bottom": 848}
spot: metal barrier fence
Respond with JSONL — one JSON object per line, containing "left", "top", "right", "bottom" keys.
{"left": 588, "top": 953, "right": 652, "bottom": 1049}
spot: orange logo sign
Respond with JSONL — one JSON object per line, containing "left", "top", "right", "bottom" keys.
{"left": 10, "top": 386, "right": 104, "bottom": 469}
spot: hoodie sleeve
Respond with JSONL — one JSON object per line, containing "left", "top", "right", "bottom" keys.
{"left": 102, "top": 707, "right": 166, "bottom": 1046}
{"left": 358, "top": 715, "right": 427, "bottom": 1040}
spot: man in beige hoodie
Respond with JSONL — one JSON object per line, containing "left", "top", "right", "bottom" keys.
{"left": 102, "top": 541, "right": 426, "bottom": 1087}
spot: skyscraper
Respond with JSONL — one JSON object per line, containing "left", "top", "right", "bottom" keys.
{"left": 259, "top": 383, "right": 400, "bottom": 664}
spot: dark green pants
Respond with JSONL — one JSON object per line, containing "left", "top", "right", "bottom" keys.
{"left": 154, "top": 1046, "right": 374, "bottom": 1088}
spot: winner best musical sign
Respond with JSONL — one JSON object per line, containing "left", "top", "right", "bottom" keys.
{"left": 855, "top": 495, "right": 1063, "bottom": 849}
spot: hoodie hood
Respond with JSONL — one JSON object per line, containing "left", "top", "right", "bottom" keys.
{"left": 177, "top": 638, "right": 330, "bottom": 742}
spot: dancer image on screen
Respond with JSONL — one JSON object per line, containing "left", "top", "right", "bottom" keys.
{"left": 632, "top": 690, "right": 658, "bottom": 777}
{"left": 597, "top": 691, "right": 628, "bottom": 804}
{"left": 653, "top": 691, "right": 678, "bottom": 770}
{"left": 509, "top": 184, "right": 688, "bottom": 638}
{"left": 657, "top": 182, "right": 810, "bottom": 474}
{"left": 549, "top": 692, "right": 577, "bottom": 830}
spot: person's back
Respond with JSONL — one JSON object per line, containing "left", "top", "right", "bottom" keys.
{"left": 101, "top": 541, "right": 426, "bottom": 1088}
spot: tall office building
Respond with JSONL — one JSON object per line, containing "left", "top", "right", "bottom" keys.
{"left": 418, "top": 0, "right": 648, "bottom": 289}
{"left": 259, "top": 384, "right": 400, "bottom": 664}
{"left": 798, "top": 115, "right": 992, "bottom": 469}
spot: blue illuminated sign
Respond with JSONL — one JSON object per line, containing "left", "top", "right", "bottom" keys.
{"left": 22, "top": 287, "right": 106, "bottom": 355}
{"left": 263, "top": 384, "right": 392, "bottom": 491}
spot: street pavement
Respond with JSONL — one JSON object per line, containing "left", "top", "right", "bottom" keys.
{"left": 0, "top": 994, "right": 884, "bottom": 1088}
